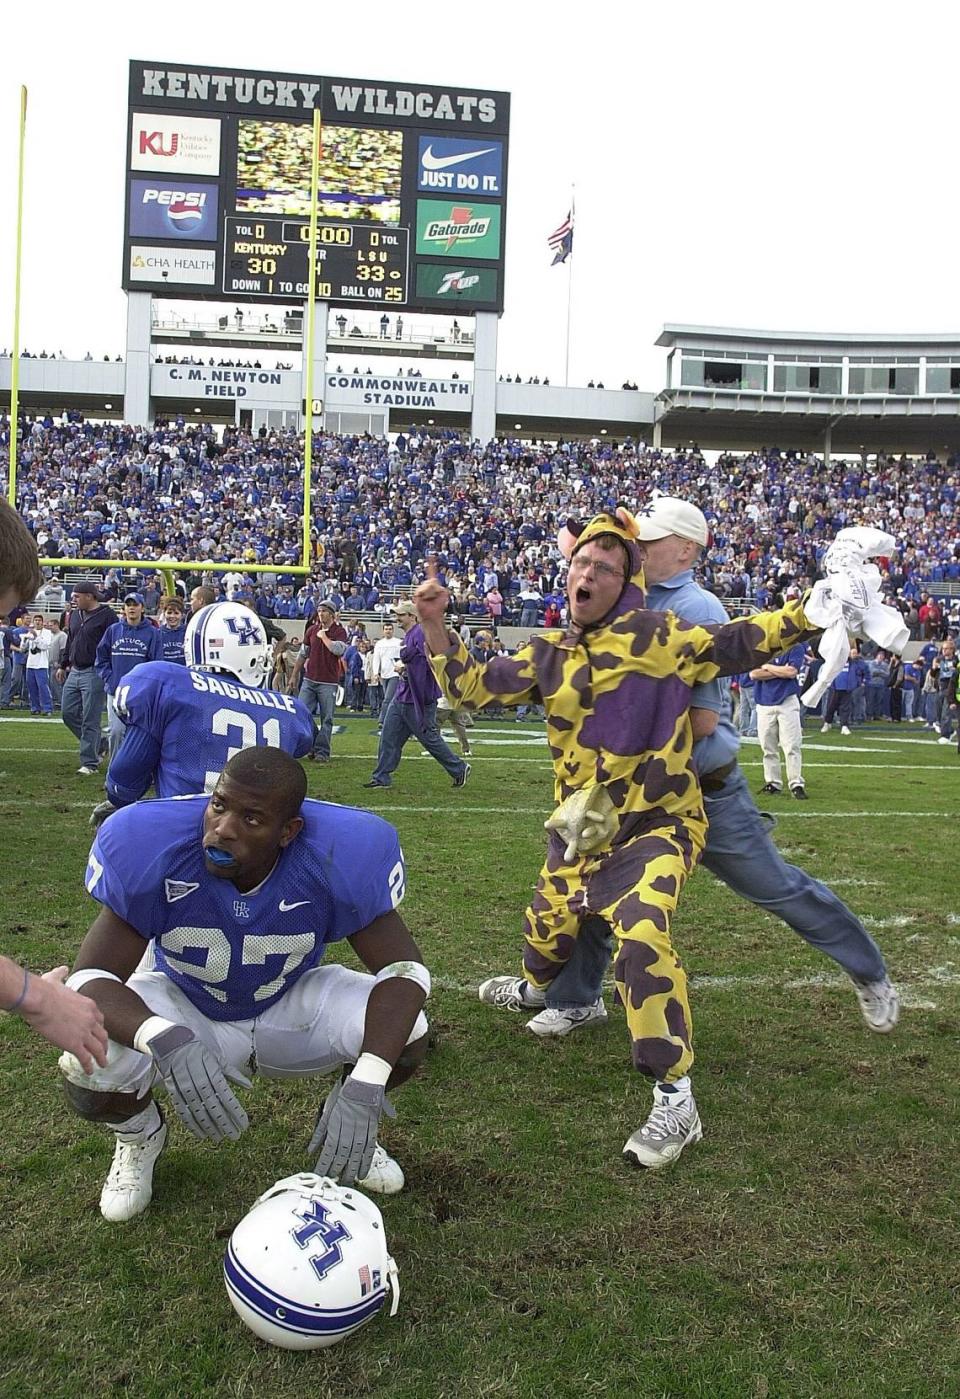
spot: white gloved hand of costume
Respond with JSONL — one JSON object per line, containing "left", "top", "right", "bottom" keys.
{"left": 802, "top": 528, "right": 909, "bottom": 707}
{"left": 544, "top": 786, "right": 618, "bottom": 863}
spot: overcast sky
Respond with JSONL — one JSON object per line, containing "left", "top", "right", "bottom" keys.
{"left": 1, "top": 0, "right": 957, "bottom": 391}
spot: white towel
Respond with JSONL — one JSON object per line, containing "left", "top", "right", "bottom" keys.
{"left": 801, "top": 528, "right": 910, "bottom": 707}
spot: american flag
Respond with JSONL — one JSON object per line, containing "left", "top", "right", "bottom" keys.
{"left": 548, "top": 210, "right": 574, "bottom": 265}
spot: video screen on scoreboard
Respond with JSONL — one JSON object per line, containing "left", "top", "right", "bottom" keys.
{"left": 235, "top": 120, "right": 402, "bottom": 222}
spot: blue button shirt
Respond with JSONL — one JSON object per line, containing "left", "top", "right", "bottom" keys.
{"left": 754, "top": 643, "right": 806, "bottom": 705}
{"left": 645, "top": 569, "right": 739, "bottom": 776}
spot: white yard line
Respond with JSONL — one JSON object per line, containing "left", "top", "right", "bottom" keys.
{"left": 433, "top": 967, "right": 955, "bottom": 1011}
{"left": 0, "top": 797, "right": 955, "bottom": 819}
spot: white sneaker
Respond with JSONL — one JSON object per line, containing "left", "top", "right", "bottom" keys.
{"left": 525, "top": 1000, "right": 608, "bottom": 1038}
{"left": 840, "top": 726, "right": 852, "bottom": 736}
{"left": 478, "top": 975, "right": 546, "bottom": 1011}
{"left": 820, "top": 723, "right": 830, "bottom": 734}
{"left": 100, "top": 1118, "right": 168, "bottom": 1221}
{"left": 356, "top": 1144, "right": 404, "bottom": 1195}
{"left": 937, "top": 736, "right": 952, "bottom": 745}
{"left": 623, "top": 1091, "right": 702, "bottom": 1170}
{"left": 853, "top": 976, "right": 900, "bottom": 1033}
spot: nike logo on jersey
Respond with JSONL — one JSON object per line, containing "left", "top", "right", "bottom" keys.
{"left": 165, "top": 878, "right": 200, "bottom": 903}
{"left": 421, "top": 144, "right": 496, "bottom": 171}
{"left": 279, "top": 898, "right": 310, "bottom": 912}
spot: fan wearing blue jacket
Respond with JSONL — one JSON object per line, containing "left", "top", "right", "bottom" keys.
{"left": 95, "top": 593, "right": 163, "bottom": 762}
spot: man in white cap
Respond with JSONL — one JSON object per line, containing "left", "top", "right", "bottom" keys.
{"left": 500, "top": 495, "right": 898, "bottom": 1050}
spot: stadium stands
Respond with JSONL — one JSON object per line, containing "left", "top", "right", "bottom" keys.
{"left": 1, "top": 419, "right": 958, "bottom": 638}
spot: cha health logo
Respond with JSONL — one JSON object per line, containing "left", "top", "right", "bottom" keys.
{"left": 129, "top": 179, "right": 219, "bottom": 240}
{"left": 129, "top": 245, "right": 216, "bottom": 286}
{"left": 130, "top": 113, "right": 221, "bottom": 175}
{"left": 416, "top": 199, "right": 502, "bottom": 259}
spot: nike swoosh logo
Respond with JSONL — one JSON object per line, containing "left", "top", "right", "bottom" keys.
{"left": 422, "top": 145, "right": 496, "bottom": 171}
{"left": 279, "top": 899, "right": 310, "bottom": 912}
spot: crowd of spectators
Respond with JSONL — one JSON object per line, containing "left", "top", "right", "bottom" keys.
{"left": 0, "top": 419, "right": 958, "bottom": 640}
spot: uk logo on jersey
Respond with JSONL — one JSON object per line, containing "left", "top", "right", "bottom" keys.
{"left": 233, "top": 900, "right": 250, "bottom": 919}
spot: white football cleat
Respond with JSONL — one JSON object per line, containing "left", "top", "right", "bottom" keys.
{"left": 853, "top": 976, "right": 900, "bottom": 1033}
{"left": 478, "top": 975, "right": 546, "bottom": 1012}
{"left": 356, "top": 1144, "right": 404, "bottom": 1195}
{"left": 840, "top": 726, "right": 852, "bottom": 736}
{"left": 525, "top": 999, "right": 608, "bottom": 1038}
{"left": 820, "top": 723, "right": 831, "bottom": 734}
{"left": 623, "top": 1091, "right": 702, "bottom": 1171}
{"left": 100, "top": 1118, "right": 168, "bottom": 1222}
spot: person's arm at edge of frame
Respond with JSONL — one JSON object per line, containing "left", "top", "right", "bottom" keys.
{"left": 0, "top": 953, "right": 107, "bottom": 1073}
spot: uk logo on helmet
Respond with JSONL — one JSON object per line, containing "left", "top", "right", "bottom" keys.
{"left": 225, "top": 616, "right": 262, "bottom": 646}
{"left": 291, "top": 1198, "right": 352, "bottom": 1280}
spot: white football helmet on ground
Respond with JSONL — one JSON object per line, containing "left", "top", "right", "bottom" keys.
{"left": 224, "top": 1173, "right": 400, "bottom": 1349}
{"left": 185, "top": 602, "right": 270, "bottom": 688}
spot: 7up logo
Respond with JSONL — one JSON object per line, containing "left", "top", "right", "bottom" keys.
{"left": 438, "top": 270, "right": 480, "bottom": 295}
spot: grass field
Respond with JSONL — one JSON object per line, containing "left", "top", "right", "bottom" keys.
{"left": 1, "top": 715, "right": 958, "bottom": 1398}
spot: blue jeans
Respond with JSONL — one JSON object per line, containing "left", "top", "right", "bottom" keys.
{"left": 27, "top": 668, "right": 53, "bottom": 714}
{"left": 377, "top": 675, "right": 399, "bottom": 728}
{"left": 370, "top": 700, "right": 466, "bottom": 786}
{"left": 851, "top": 685, "right": 867, "bottom": 724}
{"left": 936, "top": 689, "right": 955, "bottom": 739}
{"left": 297, "top": 679, "right": 338, "bottom": 758}
{"left": 867, "top": 683, "right": 888, "bottom": 719}
{"left": 0, "top": 657, "right": 12, "bottom": 706}
{"left": 737, "top": 688, "right": 757, "bottom": 737}
{"left": 520, "top": 604, "right": 539, "bottom": 628}
{"left": 49, "top": 665, "right": 63, "bottom": 708}
{"left": 545, "top": 765, "right": 886, "bottom": 1009}
{"left": 61, "top": 667, "right": 106, "bottom": 769}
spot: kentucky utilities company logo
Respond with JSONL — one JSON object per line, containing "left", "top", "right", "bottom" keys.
{"left": 130, "top": 113, "right": 221, "bottom": 175}
{"left": 416, "top": 199, "right": 502, "bottom": 259}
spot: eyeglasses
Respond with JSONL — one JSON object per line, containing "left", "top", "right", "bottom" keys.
{"left": 569, "top": 555, "right": 625, "bottom": 582}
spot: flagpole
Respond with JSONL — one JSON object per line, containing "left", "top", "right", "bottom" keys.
{"left": 563, "top": 187, "right": 575, "bottom": 387}
{"left": 9, "top": 88, "right": 27, "bottom": 506}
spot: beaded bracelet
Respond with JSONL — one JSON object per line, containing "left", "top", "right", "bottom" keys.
{"left": 3, "top": 966, "right": 30, "bottom": 1013}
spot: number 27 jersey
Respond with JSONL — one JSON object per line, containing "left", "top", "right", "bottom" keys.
{"left": 114, "top": 661, "right": 315, "bottom": 797}
{"left": 85, "top": 795, "right": 407, "bottom": 1020}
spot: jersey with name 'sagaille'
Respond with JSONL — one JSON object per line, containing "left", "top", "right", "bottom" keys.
{"left": 109, "top": 660, "right": 315, "bottom": 799}
{"left": 85, "top": 795, "right": 406, "bottom": 1020}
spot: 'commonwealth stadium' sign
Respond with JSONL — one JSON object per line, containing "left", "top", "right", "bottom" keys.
{"left": 326, "top": 375, "right": 472, "bottom": 408}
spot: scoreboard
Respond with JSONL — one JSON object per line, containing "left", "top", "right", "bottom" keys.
{"left": 223, "top": 219, "right": 409, "bottom": 303}
{"left": 123, "top": 61, "right": 510, "bottom": 316}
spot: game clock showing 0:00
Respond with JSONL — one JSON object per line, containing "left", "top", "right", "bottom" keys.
{"left": 223, "top": 217, "right": 409, "bottom": 303}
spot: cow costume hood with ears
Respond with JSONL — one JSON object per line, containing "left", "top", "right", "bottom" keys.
{"left": 558, "top": 507, "right": 646, "bottom": 627}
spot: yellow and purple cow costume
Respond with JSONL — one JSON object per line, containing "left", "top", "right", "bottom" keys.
{"left": 430, "top": 510, "right": 819, "bottom": 1083}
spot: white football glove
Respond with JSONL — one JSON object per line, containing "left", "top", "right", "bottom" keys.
{"left": 544, "top": 786, "right": 618, "bottom": 863}
{"left": 142, "top": 1022, "right": 250, "bottom": 1143}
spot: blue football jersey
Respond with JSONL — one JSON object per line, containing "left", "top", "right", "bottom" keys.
{"left": 85, "top": 795, "right": 407, "bottom": 1021}
{"left": 110, "top": 661, "right": 315, "bottom": 799}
